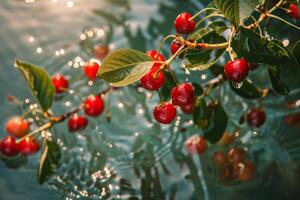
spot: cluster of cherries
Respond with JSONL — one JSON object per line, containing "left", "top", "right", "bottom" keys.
{"left": 51, "top": 62, "right": 105, "bottom": 133}
{"left": 0, "top": 62, "right": 106, "bottom": 158}
{"left": 213, "top": 147, "right": 256, "bottom": 182}
{"left": 0, "top": 116, "right": 39, "bottom": 157}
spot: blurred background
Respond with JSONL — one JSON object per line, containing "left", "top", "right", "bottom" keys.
{"left": 0, "top": 0, "right": 300, "bottom": 199}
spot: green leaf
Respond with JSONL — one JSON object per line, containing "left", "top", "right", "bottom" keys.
{"left": 184, "top": 31, "right": 227, "bottom": 70}
{"left": 230, "top": 79, "right": 262, "bottom": 99}
{"left": 268, "top": 65, "right": 290, "bottom": 95}
{"left": 203, "top": 103, "right": 228, "bottom": 144}
{"left": 1, "top": 154, "right": 27, "bottom": 169}
{"left": 292, "top": 40, "right": 300, "bottom": 66}
{"left": 15, "top": 60, "right": 55, "bottom": 111}
{"left": 214, "top": 0, "right": 259, "bottom": 25}
{"left": 98, "top": 48, "right": 154, "bottom": 87}
{"left": 159, "top": 71, "right": 177, "bottom": 102}
{"left": 38, "top": 140, "right": 61, "bottom": 184}
{"left": 192, "top": 82, "right": 204, "bottom": 96}
{"left": 193, "top": 98, "right": 210, "bottom": 128}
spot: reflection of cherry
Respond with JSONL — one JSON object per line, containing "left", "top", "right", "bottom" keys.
{"left": 0, "top": 136, "right": 19, "bottom": 157}
{"left": 19, "top": 136, "right": 40, "bottom": 155}
{"left": 153, "top": 102, "right": 177, "bottom": 124}
{"left": 185, "top": 135, "right": 207, "bottom": 155}
{"left": 174, "top": 12, "right": 196, "bottom": 34}
{"left": 227, "top": 147, "right": 246, "bottom": 163}
{"left": 6, "top": 116, "right": 30, "bottom": 138}
{"left": 234, "top": 161, "right": 256, "bottom": 182}
{"left": 94, "top": 45, "right": 110, "bottom": 60}
{"left": 247, "top": 108, "right": 266, "bottom": 129}
{"left": 213, "top": 151, "right": 228, "bottom": 167}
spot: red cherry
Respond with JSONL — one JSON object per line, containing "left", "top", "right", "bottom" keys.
{"left": 180, "top": 102, "right": 194, "bottom": 114}
{"left": 185, "top": 135, "right": 207, "bottom": 155}
{"left": 84, "top": 95, "right": 104, "bottom": 117}
{"left": 224, "top": 58, "right": 250, "bottom": 83}
{"left": 219, "top": 165, "right": 236, "bottom": 181}
{"left": 247, "top": 108, "right": 266, "bottom": 129}
{"left": 153, "top": 102, "right": 177, "bottom": 124}
{"left": 140, "top": 66, "right": 165, "bottom": 90}
{"left": 234, "top": 161, "right": 256, "bottom": 182}
{"left": 19, "top": 136, "right": 40, "bottom": 155}
{"left": 68, "top": 114, "right": 89, "bottom": 132}
{"left": 289, "top": 3, "right": 299, "bottom": 19}
{"left": 6, "top": 116, "right": 30, "bottom": 138}
{"left": 52, "top": 74, "right": 69, "bottom": 94}
{"left": 146, "top": 50, "right": 165, "bottom": 68}
{"left": 227, "top": 147, "right": 246, "bottom": 163}
{"left": 0, "top": 136, "right": 19, "bottom": 157}
{"left": 213, "top": 151, "right": 228, "bottom": 168}
{"left": 174, "top": 12, "right": 196, "bottom": 34}
{"left": 171, "top": 83, "right": 194, "bottom": 106}
{"left": 83, "top": 62, "right": 100, "bottom": 80}
{"left": 170, "top": 39, "right": 184, "bottom": 57}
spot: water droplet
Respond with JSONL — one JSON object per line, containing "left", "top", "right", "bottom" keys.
{"left": 232, "top": 81, "right": 243, "bottom": 89}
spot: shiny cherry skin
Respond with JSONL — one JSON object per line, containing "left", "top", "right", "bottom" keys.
{"left": 0, "top": 136, "right": 19, "bottom": 157}
{"left": 68, "top": 114, "right": 89, "bottom": 132}
{"left": 171, "top": 83, "right": 194, "bottom": 106}
{"left": 153, "top": 102, "right": 177, "bottom": 124}
{"left": 19, "top": 136, "right": 40, "bottom": 155}
{"left": 6, "top": 116, "right": 30, "bottom": 138}
{"left": 84, "top": 95, "right": 104, "bottom": 117}
{"left": 290, "top": 3, "right": 299, "bottom": 19}
{"left": 170, "top": 39, "right": 184, "bottom": 57}
{"left": 52, "top": 74, "right": 69, "bottom": 94}
{"left": 84, "top": 62, "right": 100, "bottom": 80}
{"left": 224, "top": 58, "right": 250, "bottom": 83}
{"left": 174, "top": 12, "right": 196, "bottom": 34}
{"left": 213, "top": 151, "right": 228, "bottom": 168}
{"left": 185, "top": 135, "right": 207, "bottom": 155}
{"left": 247, "top": 108, "right": 266, "bottom": 129}
{"left": 227, "top": 147, "right": 247, "bottom": 163}
{"left": 181, "top": 102, "right": 194, "bottom": 114}
{"left": 140, "top": 66, "right": 165, "bottom": 90}
{"left": 234, "top": 161, "right": 256, "bottom": 182}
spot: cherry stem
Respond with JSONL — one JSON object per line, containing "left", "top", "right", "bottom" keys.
{"left": 157, "top": 35, "right": 176, "bottom": 55}
{"left": 16, "top": 122, "right": 53, "bottom": 143}
{"left": 190, "top": 7, "right": 220, "bottom": 20}
{"left": 195, "top": 13, "right": 225, "bottom": 28}
{"left": 266, "top": 13, "right": 300, "bottom": 31}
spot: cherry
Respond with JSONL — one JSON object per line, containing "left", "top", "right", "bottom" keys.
{"left": 140, "top": 66, "right": 165, "bottom": 91}
{"left": 68, "top": 114, "right": 89, "bottom": 132}
{"left": 84, "top": 95, "right": 104, "bottom": 117}
{"left": 219, "top": 165, "right": 236, "bottom": 181}
{"left": 224, "top": 58, "right": 250, "bottom": 83}
{"left": 234, "top": 161, "right": 256, "bottom": 182}
{"left": 0, "top": 136, "right": 19, "bottom": 157}
{"left": 146, "top": 50, "right": 165, "bottom": 68}
{"left": 171, "top": 83, "right": 194, "bottom": 106}
{"left": 52, "top": 74, "right": 69, "bottom": 94}
{"left": 185, "top": 135, "right": 207, "bottom": 155}
{"left": 180, "top": 102, "right": 194, "bottom": 114}
{"left": 227, "top": 147, "right": 246, "bottom": 163}
{"left": 174, "top": 12, "right": 196, "bottom": 34}
{"left": 94, "top": 45, "right": 110, "bottom": 60}
{"left": 289, "top": 3, "right": 299, "bottom": 19}
{"left": 213, "top": 151, "right": 228, "bottom": 168}
{"left": 6, "top": 116, "right": 30, "bottom": 138}
{"left": 170, "top": 39, "right": 184, "bottom": 57}
{"left": 19, "top": 136, "right": 40, "bottom": 155}
{"left": 83, "top": 62, "right": 100, "bottom": 80}
{"left": 247, "top": 108, "right": 266, "bottom": 129}
{"left": 153, "top": 102, "right": 177, "bottom": 124}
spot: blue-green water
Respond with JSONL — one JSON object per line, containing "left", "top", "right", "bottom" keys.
{"left": 1, "top": 0, "right": 300, "bottom": 200}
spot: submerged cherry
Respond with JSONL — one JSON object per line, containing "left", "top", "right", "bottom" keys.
{"left": 247, "top": 108, "right": 266, "bottom": 129}
{"left": 68, "top": 114, "right": 89, "bottom": 132}
{"left": 84, "top": 95, "right": 104, "bottom": 117}
{"left": 185, "top": 135, "right": 207, "bottom": 155}
{"left": 19, "top": 136, "right": 40, "bottom": 155}
{"left": 6, "top": 116, "right": 30, "bottom": 138}
{"left": 0, "top": 136, "right": 19, "bottom": 157}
